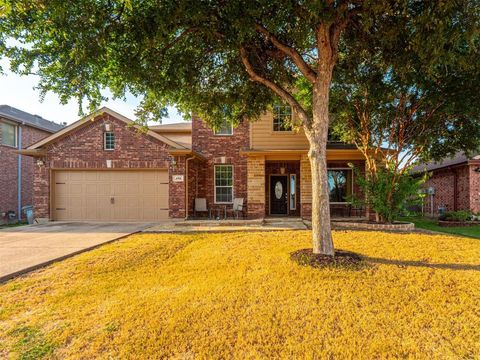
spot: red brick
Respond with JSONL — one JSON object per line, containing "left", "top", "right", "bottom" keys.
{"left": 0, "top": 124, "right": 50, "bottom": 222}
{"left": 189, "top": 115, "right": 249, "bottom": 218}
{"left": 33, "top": 114, "right": 186, "bottom": 219}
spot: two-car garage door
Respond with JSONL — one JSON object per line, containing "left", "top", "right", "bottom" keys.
{"left": 52, "top": 170, "right": 169, "bottom": 221}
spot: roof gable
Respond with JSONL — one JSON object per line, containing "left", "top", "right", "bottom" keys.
{"left": 27, "top": 107, "right": 188, "bottom": 150}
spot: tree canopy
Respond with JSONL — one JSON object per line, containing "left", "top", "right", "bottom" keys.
{"left": 1, "top": 1, "right": 475, "bottom": 124}
{"left": 1, "top": 0, "right": 479, "bottom": 254}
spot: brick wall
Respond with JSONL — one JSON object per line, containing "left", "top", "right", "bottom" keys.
{"left": 186, "top": 157, "right": 207, "bottom": 217}
{"left": 33, "top": 114, "right": 186, "bottom": 219}
{"left": 191, "top": 115, "right": 249, "bottom": 217}
{"left": 0, "top": 122, "right": 50, "bottom": 221}
{"left": 246, "top": 155, "right": 265, "bottom": 218}
{"left": 423, "top": 165, "right": 470, "bottom": 214}
{"left": 469, "top": 165, "right": 480, "bottom": 213}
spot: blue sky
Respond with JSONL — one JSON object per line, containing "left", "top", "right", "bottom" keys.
{"left": 0, "top": 57, "right": 184, "bottom": 126}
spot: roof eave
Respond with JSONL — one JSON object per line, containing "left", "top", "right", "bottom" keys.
{"left": 168, "top": 149, "right": 207, "bottom": 161}
{"left": 0, "top": 114, "right": 59, "bottom": 133}
{"left": 27, "top": 107, "right": 188, "bottom": 151}
{"left": 16, "top": 149, "right": 47, "bottom": 157}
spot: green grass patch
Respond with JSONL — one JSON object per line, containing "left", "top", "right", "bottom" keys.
{"left": 0, "top": 221, "right": 28, "bottom": 229}
{"left": 402, "top": 216, "right": 480, "bottom": 239}
{"left": 9, "top": 326, "right": 55, "bottom": 360}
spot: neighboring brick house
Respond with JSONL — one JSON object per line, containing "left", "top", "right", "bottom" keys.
{"left": 0, "top": 105, "right": 64, "bottom": 223}
{"left": 412, "top": 152, "right": 480, "bottom": 215}
{"left": 22, "top": 106, "right": 367, "bottom": 222}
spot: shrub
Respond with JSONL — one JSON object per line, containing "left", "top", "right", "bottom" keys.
{"left": 349, "top": 165, "right": 427, "bottom": 224}
{"left": 443, "top": 210, "right": 473, "bottom": 222}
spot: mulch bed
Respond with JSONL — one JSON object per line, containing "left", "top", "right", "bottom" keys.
{"left": 290, "top": 248, "right": 364, "bottom": 269}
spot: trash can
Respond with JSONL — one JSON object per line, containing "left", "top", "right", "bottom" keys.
{"left": 438, "top": 205, "right": 446, "bottom": 219}
{"left": 22, "top": 205, "right": 34, "bottom": 225}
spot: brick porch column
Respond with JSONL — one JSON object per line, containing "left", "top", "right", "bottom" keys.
{"left": 300, "top": 154, "right": 312, "bottom": 219}
{"left": 247, "top": 155, "right": 265, "bottom": 218}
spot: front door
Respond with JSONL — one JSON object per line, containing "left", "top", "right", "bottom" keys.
{"left": 270, "top": 175, "right": 288, "bottom": 215}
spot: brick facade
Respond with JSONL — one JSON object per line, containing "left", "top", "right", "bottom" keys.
{"left": 422, "top": 164, "right": 475, "bottom": 214}
{"left": 190, "top": 116, "right": 249, "bottom": 218}
{"left": 28, "top": 108, "right": 370, "bottom": 222}
{"left": 0, "top": 123, "right": 50, "bottom": 222}
{"left": 33, "top": 114, "right": 186, "bottom": 220}
{"left": 247, "top": 155, "right": 266, "bottom": 218}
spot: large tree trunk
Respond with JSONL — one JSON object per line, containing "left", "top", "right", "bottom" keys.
{"left": 305, "top": 66, "right": 335, "bottom": 256}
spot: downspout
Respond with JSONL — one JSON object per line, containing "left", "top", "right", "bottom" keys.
{"left": 17, "top": 124, "right": 23, "bottom": 221}
{"left": 453, "top": 169, "right": 458, "bottom": 211}
{"left": 185, "top": 156, "right": 195, "bottom": 220}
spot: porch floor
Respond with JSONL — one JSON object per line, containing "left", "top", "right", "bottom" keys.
{"left": 144, "top": 218, "right": 308, "bottom": 232}
{"left": 143, "top": 216, "right": 371, "bottom": 233}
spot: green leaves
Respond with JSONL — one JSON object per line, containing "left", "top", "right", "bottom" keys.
{"left": 0, "top": 0, "right": 478, "bottom": 132}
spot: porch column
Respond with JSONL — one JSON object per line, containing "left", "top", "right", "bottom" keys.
{"left": 300, "top": 154, "right": 312, "bottom": 219}
{"left": 247, "top": 155, "right": 266, "bottom": 218}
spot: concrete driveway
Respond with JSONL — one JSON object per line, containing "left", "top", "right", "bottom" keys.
{"left": 0, "top": 222, "right": 153, "bottom": 282}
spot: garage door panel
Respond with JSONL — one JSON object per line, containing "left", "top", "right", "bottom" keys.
{"left": 112, "top": 183, "right": 127, "bottom": 195}
{"left": 70, "top": 185, "right": 84, "bottom": 195}
{"left": 97, "top": 184, "right": 111, "bottom": 196}
{"left": 54, "top": 184, "right": 68, "bottom": 196}
{"left": 53, "top": 170, "right": 169, "bottom": 221}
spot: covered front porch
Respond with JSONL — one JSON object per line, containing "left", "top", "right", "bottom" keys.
{"left": 242, "top": 149, "right": 367, "bottom": 220}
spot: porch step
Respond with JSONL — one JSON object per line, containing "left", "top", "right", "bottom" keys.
{"left": 175, "top": 219, "right": 264, "bottom": 227}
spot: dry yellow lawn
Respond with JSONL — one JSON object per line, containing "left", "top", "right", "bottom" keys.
{"left": 0, "top": 230, "right": 479, "bottom": 359}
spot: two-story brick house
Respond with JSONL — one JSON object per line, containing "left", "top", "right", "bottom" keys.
{"left": 22, "top": 106, "right": 366, "bottom": 222}
{"left": 0, "top": 105, "right": 64, "bottom": 223}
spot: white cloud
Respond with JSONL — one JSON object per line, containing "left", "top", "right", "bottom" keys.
{"left": 0, "top": 57, "right": 185, "bottom": 125}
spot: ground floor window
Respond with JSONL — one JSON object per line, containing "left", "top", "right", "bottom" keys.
{"left": 215, "top": 165, "right": 233, "bottom": 203}
{"left": 290, "top": 174, "right": 296, "bottom": 210}
{"left": 327, "top": 169, "right": 353, "bottom": 203}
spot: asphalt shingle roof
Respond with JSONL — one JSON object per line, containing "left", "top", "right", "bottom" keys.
{"left": 0, "top": 105, "right": 64, "bottom": 133}
{"left": 411, "top": 151, "right": 480, "bottom": 173}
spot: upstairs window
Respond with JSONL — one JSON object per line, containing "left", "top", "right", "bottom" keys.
{"left": 273, "top": 104, "right": 293, "bottom": 132}
{"left": 104, "top": 132, "right": 115, "bottom": 150}
{"left": 1, "top": 121, "right": 17, "bottom": 147}
{"left": 214, "top": 119, "right": 233, "bottom": 136}
{"left": 215, "top": 165, "right": 233, "bottom": 203}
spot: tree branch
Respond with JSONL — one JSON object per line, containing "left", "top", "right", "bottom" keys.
{"left": 239, "top": 46, "right": 310, "bottom": 125}
{"left": 255, "top": 23, "right": 317, "bottom": 83}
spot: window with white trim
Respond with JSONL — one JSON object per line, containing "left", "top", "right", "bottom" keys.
{"left": 214, "top": 119, "right": 233, "bottom": 135}
{"left": 104, "top": 132, "right": 115, "bottom": 150}
{"left": 1, "top": 121, "right": 17, "bottom": 147}
{"left": 273, "top": 104, "right": 293, "bottom": 131}
{"left": 327, "top": 169, "right": 353, "bottom": 203}
{"left": 214, "top": 165, "right": 233, "bottom": 203}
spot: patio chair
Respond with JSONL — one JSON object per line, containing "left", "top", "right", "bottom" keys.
{"left": 194, "top": 198, "right": 211, "bottom": 219}
{"left": 231, "top": 198, "right": 245, "bottom": 219}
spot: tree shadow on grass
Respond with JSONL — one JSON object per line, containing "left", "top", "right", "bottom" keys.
{"left": 364, "top": 256, "right": 480, "bottom": 271}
